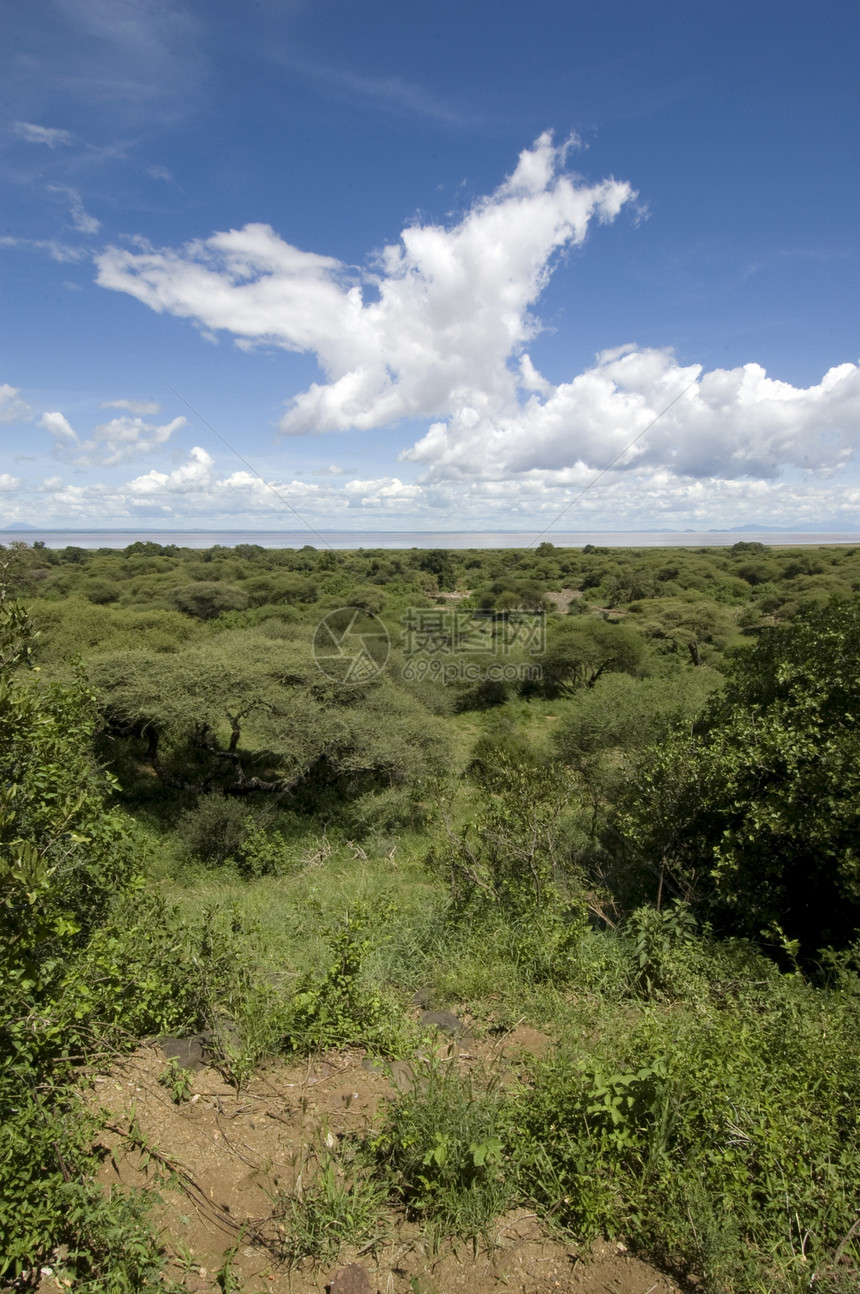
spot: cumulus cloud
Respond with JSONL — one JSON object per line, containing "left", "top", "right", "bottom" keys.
{"left": 0, "top": 385, "right": 33, "bottom": 424}
{"left": 13, "top": 121, "right": 74, "bottom": 147}
{"left": 0, "top": 473, "right": 22, "bottom": 492}
{"left": 93, "top": 133, "right": 860, "bottom": 502}
{"left": 9, "top": 445, "right": 860, "bottom": 531}
{"left": 78, "top": 413, "right": 185, "bottom": 465}
{"left": 127, "top": 445, "right": 215, "bottom": 495}
{"left": 341, "top": 476, "right": 423, "bottom": 509}
{"left": 40, "top": 406, "right": 184, "bottom": 464}
{"left": 95, "top": 132, "right": 635, "bottom": 437}
{"left": 403, "top": 345, "right": 860, "bottom": 484}
{"left": 40, "top": 411, "right": 79, "bottom": 442}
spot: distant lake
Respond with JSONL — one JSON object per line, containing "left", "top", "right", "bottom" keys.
{"left": 2, "top": 528, "right": 859, "bottom": 550}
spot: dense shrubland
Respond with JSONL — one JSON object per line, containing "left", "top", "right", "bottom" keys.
{"left": 2, "top": 538, "right": 859, "bottom": 1291}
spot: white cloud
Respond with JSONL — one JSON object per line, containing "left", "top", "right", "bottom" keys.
{"left": 402, "top": 346, "right": 860, "bottom": 484}
{"left": 101, "top": 398, "right": 161, "bottom": 414}
{"left": 70, "top": 199, "right": 100, "bottom": 235}
{"left": 40, "top": 406, "right": 184, "bottom": 464}
{"left": 47, "top": 185, "right": 101, "bottom": 235}
{"left": 40, "top": 411, "right": 79, "bottom": 442}
{"left": 0, "top": 385, "right": 33, "bottom": 424}
{"left": 342, "top": 476, "right": 423, "bottom": 509}
{"left": 13, "top": 121, "right": 74, "bottom": 148}
{"left": 79, "top": 413, "right": 185, "bottom": 465}
{"left": 0, "top": 236, "right": 89, "bottom": 263}
{"left": 95, "top": 132, "right": 635, "bottom": 437}
{"left": 0, "top": 473, "right": 22, "bottom": 492}
{"left": 127, "top": 445, "right": 215, "bottom": 494}
{"left": 9, "top": 445, "right": 860, "bottom": 531}
{"left": 92, "top": 133, "right": 860, "bottom": 508}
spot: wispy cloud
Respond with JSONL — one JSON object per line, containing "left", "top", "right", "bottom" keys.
{"left": 282, "top": 54, "right": 480, "bottom": 127}
{"left": 40, "top": 411, "right": 79, "bottom": 442}
{"left": 0, "top": 385, "right": 34, "bottom": 424}
{"left": 47, "top": 184, "right": 101, "bottom": 235}
{"left": 49, "top": 0, "right": 205, "bottom": 114}
{"left": 101, "top": 398, "right": 161, "bottom": 414}
{"left": 13, "top": 121, "right": 75, "bottom": 148}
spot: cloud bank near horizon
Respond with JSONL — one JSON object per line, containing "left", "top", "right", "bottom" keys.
{"left": 4, "top": 440, "right": 860, "bottom": 533}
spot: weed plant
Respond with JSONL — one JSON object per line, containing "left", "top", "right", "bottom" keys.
{"left": 272, "top": 1136, "right": 389, "bottom": 1266}
{"left": 372, "top": 1056, "right": 512, "bottom": 1242}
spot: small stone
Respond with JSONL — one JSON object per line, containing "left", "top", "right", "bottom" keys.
{"left": 329, "top": 1264, "right": 373, "bottom": 1294}
{"left": 156, "top": 1035, "right": 209, "bottom": 1073}
{"left": 419, "top": 1009, "right": 472, "bottom": 1037}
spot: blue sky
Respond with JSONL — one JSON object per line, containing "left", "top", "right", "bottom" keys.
{"left": 1, "top": 0, "right": 859, "bottom": 532}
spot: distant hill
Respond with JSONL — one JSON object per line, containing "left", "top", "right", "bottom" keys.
{"left": 1, "top": 522, "right": 39, "bottom": 532}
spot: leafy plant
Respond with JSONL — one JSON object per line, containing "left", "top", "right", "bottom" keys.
{"left": 158, "top": 1057, "right": 193, "bottom": 1104}
{"left": 372, "top": 1057, "right": 512, "bottom": 1239}
{"left": 272, "top": 1138, "right": 387, "bottom": 1266}
{"left": 281, "top": 908, "right": 399, "bottom": 1054}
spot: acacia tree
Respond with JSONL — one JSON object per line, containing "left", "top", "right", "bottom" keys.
{"left": 618, "top": 598, "right": 860, "bottom": 952}
{"left": 532, "top": 617, "right": 646, "bottom": 698}
{"left": 91, "top": 627, "right": 449, "bottom": 805}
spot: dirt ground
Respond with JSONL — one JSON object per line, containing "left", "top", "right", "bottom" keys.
{"left": 49, "top": 1020, "right": 683, "bottom": 1294}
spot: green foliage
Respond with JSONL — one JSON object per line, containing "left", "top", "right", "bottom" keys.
{"left": 159, "top": 1057, "right": 194, "bottom": 1104}
{"left": 169, "top": 581, "right": 250, "bottom": 619}
{"left": 430, "top": 746, "right": 588, "bottom": 983}
{"left": 91, "top": 629, "right": 449, "bottom": 814}
{"left": 273, "top": 1138, "right": 388, "bottom": 1266}
{"left": 619, "top": 597, "right": 860, "bottom": 952}
{"left": 281, "top": 910, "right": 400, "bottom": 1054}
{"left": 0, "top": 601, "right": 136, "bottom": 1066}
{"left": 0, "top": 595, "right": 178, "bottom": 1281}
{"left": 176, "top": 795, "right": 249, "bottom": 863}
{"left": 628, "top": 901, "right": 699, "bottom": 998}
{"left": 9, "top": 542, "right": 860, "bottom": 1291}
{"left": 531, "top": 616, "right": 646, "bottom": 698}
{"left": 373, "top": 1058, "right": 511, "bottom": 1238}
{"left": 553, "top": 670, "right": 719, "bottom": 801}
{"left": 511, "top": 959, "right": 860, "bottom": 1292}
{"left": 0, "top": 1089, "right": 166, "bottom": 1286}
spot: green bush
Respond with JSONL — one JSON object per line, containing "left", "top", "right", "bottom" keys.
{"left": 509, "top": 951, "right": 860, "bottom": 1292}
{"left": 373, "top": 1058, "right": 511, "bottom": 1238}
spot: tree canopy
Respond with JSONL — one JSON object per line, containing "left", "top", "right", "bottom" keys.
{"left": 620, "top": 598, "right": 860, "bottom": 952}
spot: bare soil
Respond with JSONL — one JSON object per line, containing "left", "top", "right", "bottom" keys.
{"left": 67, "top": 1022, "right": 681, "bottom": 1294}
